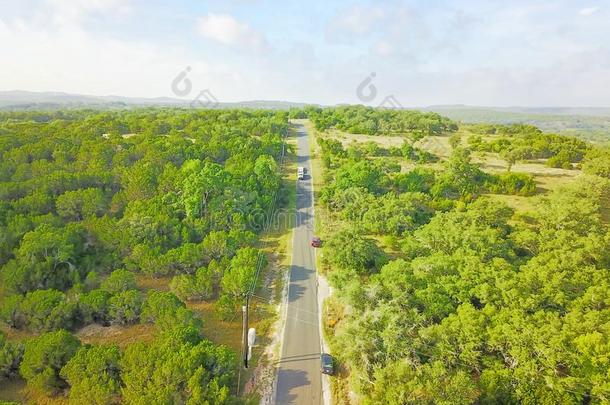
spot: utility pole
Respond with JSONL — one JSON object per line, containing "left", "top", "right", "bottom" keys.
{"left": 242, "top": 295, "right": 250, "bottom": 369}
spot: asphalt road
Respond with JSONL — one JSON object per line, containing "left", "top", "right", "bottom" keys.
{"left": 275, "top": 122, "right": 322, "bottom": 404}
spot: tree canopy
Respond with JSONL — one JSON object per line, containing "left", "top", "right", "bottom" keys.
{"left": 0, "top": 108, "right": 288, "bottom": 402}
{"left": 317, "top": 119, "right": 610, "bottom": 404}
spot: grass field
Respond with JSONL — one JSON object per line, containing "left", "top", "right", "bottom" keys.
{"left": 320, "top": 127, "right": 584, "bottom": 215}
{"left": 425, "top": 106, "right": 610, "bottom": 144}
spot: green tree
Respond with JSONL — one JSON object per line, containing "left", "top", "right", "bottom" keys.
{"left": 101, "top": 269, "right": 137, "bottom": 294}
{"left": 120, "top": 334, "right": 235, "bottom": 404}
{"left": 140, "top": 291, "right": 183, "bottom": 323}
{"left": 432, "top": 148, "right": 487, "bottom": 199}
{"left": 79, "top": 289, "right": 111, "bottom": 325}
{"left": 108, "top": 290, "right": 143, "bottom": 325}
{"left": 334, "top": 160, "right": 387, "bottom": 195}
{"left": 56, "top": 188, "right": 106, "bottom": 221}
{"left": 221, "top": 247, "right": 264, "bottom": 297}
{"left": 324, "top": 229, "right": 387, "bottom": 275}
{"left": 2, "top": 224, "right": 81, "bottom": 293}
{"left": 0, "top": 295, "right": 24, "bottom": 328}
{"left": 19, "top": 289, "right": 77, "bottom": 332}
{"left": 500, "top": 149, "right": 519, "bottom": 172}
{"left": 182, "top": 162, "right": 228, "bottom": 218}
{"left": 170, "top": 274, "right": 197, "bottom": 302}
{"left": 60, "top": 344, "right": 122, "bottom": 405}
{"left": 582, "top": 149, "right": 610, "bottom": 178}
{"left": 19, "top": 330, "right": 81, "bottom": 395}
{"left": 0, "top": 332, "right": 23, "bottom": 380}
{"left": 449, "top": 133, "right": 461, "bottom": 149}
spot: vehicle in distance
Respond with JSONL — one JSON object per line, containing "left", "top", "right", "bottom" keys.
{"left": 297, "top": 166, "right": 305, "bottom": 180}
{"left": 321, "top": 353, "right": 334, "bottom": 375}
{"left": 311, "top": 236, "right": 322, "bottom": 248}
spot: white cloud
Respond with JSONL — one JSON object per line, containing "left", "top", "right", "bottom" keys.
{"left": 325, "top": 4, "right": 386, "bottom": 43}
{"left": 1, "top": 1, "right": 610, "bottom": 107}
{"left": 196, "top": 13, "right": 268, "bottom": 53}
{"left": 45, "top": 0, "right": 132, "bottom": 27}
{"left": 372, "top": 40, "right": 394, "bottom": 56}
{"left": 0, "top": 16, "right": 224, "bottom": 99}
{"left": 334, "top": 5, "right": 385, "bottom": 35}
{"left": 579, "top": 6, "right": 599, "bottom": 16}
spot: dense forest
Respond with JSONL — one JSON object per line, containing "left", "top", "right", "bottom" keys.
{"left": 305, "top": 105, "right": 458, "bottom": 136}
{"left": 315, "top": 112, "right": 610, "bottom": 404}
{"left": 0, "top": 109, "right": 288, "bottom": 402}
{"left": 2, "top": 105, "right": 610, "bottom": 404}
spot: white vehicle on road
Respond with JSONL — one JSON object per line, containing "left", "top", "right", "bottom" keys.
{"left": 297, "top": 166, "right": 305, "bottom": 180}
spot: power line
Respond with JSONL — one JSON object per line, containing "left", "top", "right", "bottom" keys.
{"left": 239, "top": 122, "right": 289, "bottom": 385}
{"left": 248, "top": 127, "right": 287, "bottom": 296}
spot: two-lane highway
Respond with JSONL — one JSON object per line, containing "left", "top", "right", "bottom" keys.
{"left": 275, "top": 122, "right": 322, "bottom": 404}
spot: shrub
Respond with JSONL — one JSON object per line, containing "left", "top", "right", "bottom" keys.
{"left": 101, "top": 269, "right": 137, "bottom": 294}
{"left": 0, "top": 332, "right": 23, "bottom": 380}
{"left": 0, "top": 295, "right": 24, "bottom": 328}
{"left": 547, "top": 151, "right": 573, "bottom": 169}
{"left": 107, "top": 290, "right": 143, "bottom": 325}
{"left": 486, "top": 172, "right": 537, "bottom": 196}
{"left": 582, "top": 150, "right": 610, "bottom": 178}
{"left": 140, "top": 290, "right": 184, "bottom": 324}
{"left": 79, "top": 289, "right": 111, "bottom": 325}
{"left": 20, "top": 289, "right": 77, "bottom": 332}
{"left": 19, "top": 330, "right": 81, "bottom": 395}
{"left": 60, "top": 344, "right": 122, "bottom": 405}
{"left": 169, "top": 274, "right": 196, "bottom": 301}
{"left": 216, "top": 295, "right": 237, "bottom": 321}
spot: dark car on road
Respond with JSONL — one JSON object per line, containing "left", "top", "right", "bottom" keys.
{"left": 311, "top": 236, "right": 322, "bottom": 248}
{"left": 320, "top": 353, "right": 334, "bottom": 375}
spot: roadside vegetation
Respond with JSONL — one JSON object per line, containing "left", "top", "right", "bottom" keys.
{"left": 0, "top": 109, "right": 289, "bottom": 403}
{"left": 306, "top": 105, "right": 457, "bottom": 136}
{"left": 311, "top": 106, "right": 610, "bottom": 404}
{"left": 2, "top": 106, "right": 610, "bottom": 403}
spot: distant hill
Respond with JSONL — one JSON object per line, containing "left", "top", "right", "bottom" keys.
{"left": 423, "top": 105, "right": 610, "bottom": 117}
{"left": 423, "top": 105, "right": 610, "bottom": 143}
{"left": 1, "top": 91, "right": 609, "bottom": 142}
{"left": 0, "top": 90, "right": 310, "bottom": 110}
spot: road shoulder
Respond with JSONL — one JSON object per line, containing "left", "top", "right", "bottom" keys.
{"left": 306, "top": 120, "right": 332, "bottom": 405}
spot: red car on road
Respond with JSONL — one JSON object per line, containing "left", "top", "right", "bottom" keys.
{"left": 311, "top": 237, "right": 322, "bottom": 248}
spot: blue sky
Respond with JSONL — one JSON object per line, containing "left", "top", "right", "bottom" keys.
{"left": 0, "top": 0, "right": 609, "bottom": 106}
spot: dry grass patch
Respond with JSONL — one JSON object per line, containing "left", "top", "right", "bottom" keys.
{"left": 135, "top": 275, "right": 172, "bottom": 291}
{"left": 326, "top": 128, "right": 406, "bottom": 148}
{"left": 187, "top": 301, "right": 243, "bottom": 351}
{"left": 474, "top": 152, "right": 582, "bottom": 193}
{"left": 484, "top": 194, "right": 537, "bottom": 214}
{"left": 0, "top": 378, "right": 69, "bottom": 405}
{"left": 76, "top": 323, "right": 156, "bottom": 349}
{"left": 414, "top": 134, "right": 453, "bottom": 160}
{"left": 0, "top": 323, "right": 35, "bottom": 342}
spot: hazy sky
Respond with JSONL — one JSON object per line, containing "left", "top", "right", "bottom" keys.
{"left": 1, "top": 0, "right": 609, "bottom": 106}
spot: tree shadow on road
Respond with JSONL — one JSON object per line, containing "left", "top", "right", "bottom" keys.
{"left": 276, "top": 368, "right": 311, "bottom": 404}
